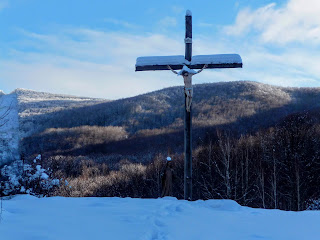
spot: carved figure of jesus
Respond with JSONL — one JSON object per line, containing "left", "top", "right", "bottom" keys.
{"left": 168, "top": 64, "right": 207, "bottom": 112}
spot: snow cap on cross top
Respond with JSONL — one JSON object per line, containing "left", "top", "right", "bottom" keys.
{"left": 186, "top": 10, "right": 192, "bottom": 16}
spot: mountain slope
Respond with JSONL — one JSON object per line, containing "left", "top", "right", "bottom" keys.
{"left": 15, "top": 88, "right": 108, "bottom": 138}
{"left": 21, "top": 81, "right": 296, "bottom": 134}
{"left": 2, "top": 81, "right": 320, "bottom": 165}
{"left": 0, "top": 89, "right": 107, "bottom": 165}
{"left": 20, "top": 81, "right": 320, "bottom": 162}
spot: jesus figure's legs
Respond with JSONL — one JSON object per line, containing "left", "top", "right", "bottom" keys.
{"left": 185, "top": 88, "right": 193, "bottom": 112}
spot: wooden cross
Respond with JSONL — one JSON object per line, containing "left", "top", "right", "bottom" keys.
{"left": 135, "top": 10, "right": 242, "bottom": 201}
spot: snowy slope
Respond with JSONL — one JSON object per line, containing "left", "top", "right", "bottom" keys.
{"left": 1, "top": 195, "right": 320, "bottom": 240}
{"left": 16, "top": 88, "right": 104, "bottom": 119}
{"left": 0, "top": 89, "right": 107, "bottom": 165}
{"left": 15, "top": 88, "right": 107, "bottom": 138}
{"left": 0, "top": 92, "right": 19, "bottom": 165}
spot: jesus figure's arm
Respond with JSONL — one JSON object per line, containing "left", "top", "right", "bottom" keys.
{"left": 167, "top": 65, "right": 179, "bottom": 75}
{"left": 194, "top": 64, "right": 208, "bottom": 75}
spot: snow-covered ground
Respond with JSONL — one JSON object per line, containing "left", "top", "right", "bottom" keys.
{"left": 1, "top": 195, "right": 320, "bottom": 240}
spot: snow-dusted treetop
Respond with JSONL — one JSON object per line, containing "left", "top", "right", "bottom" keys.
{"left": 186, "top": 10, "right": 192, "bottom": 16}
{"left": 136, "top": 54, "right": 242, "bottom": 68}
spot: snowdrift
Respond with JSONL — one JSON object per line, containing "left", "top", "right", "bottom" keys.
{"left": 1, "top": 195, "right": 319, "bottom": 240}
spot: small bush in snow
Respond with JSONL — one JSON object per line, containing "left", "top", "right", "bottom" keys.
{"left": 0, "top": 155, "right": 60, "bottom": 197}
{"left": 306, "top": 199, "right": 320, "bottom": 210}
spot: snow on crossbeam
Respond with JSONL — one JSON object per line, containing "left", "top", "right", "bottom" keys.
{"left": 135, "top": 54, "right": 242, "bottom": 71}
{"left": 192, "top": 54, "right": 242, "bottom": 64}
{"left": 191, "top": 54, "right": 242, "bottom": 70}
{"left": 136, "top": 55, "right": 186, "bottom": 66}
{"left": 136, "top": 55, "right": 186, "bottom": 71}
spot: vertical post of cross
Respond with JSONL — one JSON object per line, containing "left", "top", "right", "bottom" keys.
{"left": 184, "top": 10, "right": 192, "bottom": 201}
{"left": 185, "top": 10, "right": 192, "bottom": 62}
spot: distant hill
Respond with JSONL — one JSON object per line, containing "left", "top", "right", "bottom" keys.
{"left": 8, "top": 81, "right": 319, "bottom": 164}
{"left": 0, "top": 89, "right": 107, "bottom": 165}
{"left": 15, "top": 88, "right": 108, "bottom": 138}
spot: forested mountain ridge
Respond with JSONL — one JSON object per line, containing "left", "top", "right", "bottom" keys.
{"left": 14, "top": 81, "right": 320, "bottom": 163}
{"left": 1, "top": 81, "right": 320, "bottom": 165}
{"left": 23, "top": 81, "right": 295, "bottom": 134}
{"left": 15, "top": 88, "right": 108, "bottom": 138}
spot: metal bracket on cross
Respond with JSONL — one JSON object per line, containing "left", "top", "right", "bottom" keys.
{"left": 135, "top": 10, "right": 243, "bottom": 201}
{"left": 184, "top": 37, "right": 192, "bottom": 44}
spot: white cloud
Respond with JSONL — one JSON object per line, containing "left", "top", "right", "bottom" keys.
{"left": 225, "top": 0, "right": 320, "bottom": 44}
{"left": 0, "top": 29, "right": 186, "bottom": 99}
{"left": 0, "top": 58, "right": 180, "bottom": 99}
{"left": 171, "top": 6, "right": 184, "bottom": 14}
{"left": 217, "top": 0, "right": 320, "bottom": 89}
{"left": 197, "top": 22, "right": 214, "bottom": 28}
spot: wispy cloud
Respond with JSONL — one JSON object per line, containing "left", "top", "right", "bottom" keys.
{"left": 157, "top": 16, "right": 178, "bottom": 30}
{"left": 234, "top": 1, "right": 239, "bottom": 9}
{"left": 225, "top": 0, "right": 320, "bottom": 45}
{"left": 215, "top": 0, "right": 320, "bottom": 88}
{"left": 0, "top": 29, "right": 186, "bottom": 99}
{"left": 197, "top": 22, "right": 214, "bottom": 28}
{"left": 193, "top": 36, "right": 320, "bottom": 88}
{"left": 104, "top": 18, "right": 139, "bottom": 29}
{"left": 171, "top": 6, "right": 184, "bottom": 14}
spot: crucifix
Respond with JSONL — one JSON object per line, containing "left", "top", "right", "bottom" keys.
{"left": 135, "top": 10, "right": 242, "bottom": 200}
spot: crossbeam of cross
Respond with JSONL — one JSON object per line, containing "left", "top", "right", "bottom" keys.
{"left": 135, "top": 10, "right": 243, "bottom": 201}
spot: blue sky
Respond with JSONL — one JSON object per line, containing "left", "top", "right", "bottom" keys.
{"left": 1, "top": 0, "right": 320, "bottom": 99}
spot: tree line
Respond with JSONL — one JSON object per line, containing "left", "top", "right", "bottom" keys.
{"left": 26, "top": 109, "right": 319, "bottom": 211}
